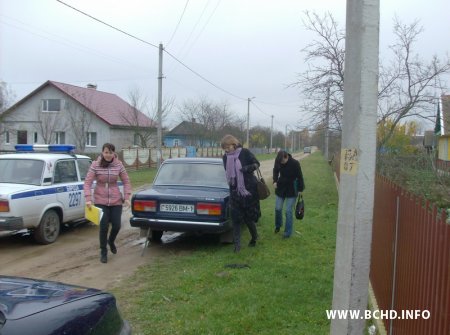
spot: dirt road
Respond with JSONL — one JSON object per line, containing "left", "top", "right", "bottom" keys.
{"left": 0, "top": 153, "right": 305, "bottom": 290}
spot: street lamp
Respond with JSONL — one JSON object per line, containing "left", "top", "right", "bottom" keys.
{"left": 246, "top": 97, "right": 255, "bottom": 148}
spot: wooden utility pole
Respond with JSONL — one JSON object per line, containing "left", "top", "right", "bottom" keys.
{"left": 330, "top": 0, "right": 379, "bottom": 334}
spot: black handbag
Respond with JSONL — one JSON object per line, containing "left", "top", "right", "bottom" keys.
{"left": 295, "top": 194, "right": 305, "bottom": 220}
{"left": 256, "top": 168, "right": 270, "bottom": 200}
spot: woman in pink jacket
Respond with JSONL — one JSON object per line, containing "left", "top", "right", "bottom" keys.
{"left": 84, "top": 143, "right": 132, "bottom": 263}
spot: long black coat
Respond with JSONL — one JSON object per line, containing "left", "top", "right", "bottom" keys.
{"left": 223, "top": 147, "right": 261, "bottom": 222}
{"left": 273, "top": 154, "right": 305, "bottom": 198}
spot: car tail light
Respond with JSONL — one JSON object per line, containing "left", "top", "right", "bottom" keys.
{"left": 0, "top": 200, "right": 9, "bottom": 212}
{"left": 197, "top": 203, "right": 222, "bottom": 216}
{"left": 133, "top": 200, "right": 156, "bottom": 212}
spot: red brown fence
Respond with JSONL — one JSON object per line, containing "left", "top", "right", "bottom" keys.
{"left": 370, "top": 175, "right": 449, "bottom": 334}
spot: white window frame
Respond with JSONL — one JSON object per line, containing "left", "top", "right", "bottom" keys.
{"left": 42, "top": 99, "right": 64, "bottom": 112}
{"left": 5, "top": 131, "right": 10, "bottom": 144}
{"left": 54, "top": 131, "right": 65, "bottom": 144}
{"left": 34, "top": 132, "right": 38, "bottom": 143}
{"left": 86, "top": 132, "right": 97, "bottom": 147}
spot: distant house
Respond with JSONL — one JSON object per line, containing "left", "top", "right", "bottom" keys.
{"left": 164, "top": 120, "right": 215, "bottom": 148}
{"left": 438, "top": 95, "right": 450, "bottom": 164}
{"left": 0, "top": 80, "right": 156, "bottom": 153}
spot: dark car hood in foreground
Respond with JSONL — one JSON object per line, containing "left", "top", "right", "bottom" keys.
{"left": 0, "top": 276, "right": 100, "bottom": 320}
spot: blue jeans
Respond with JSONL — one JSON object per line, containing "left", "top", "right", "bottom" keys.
{"left": 275, "top": 195, "right": 296, "bottom": 237}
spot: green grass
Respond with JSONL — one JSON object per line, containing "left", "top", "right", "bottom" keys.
{"left": 127, "top": 169, "right": 157, "bottom": 189}
{"left": 115, "top": 152, "right": 338, "bottom": 334}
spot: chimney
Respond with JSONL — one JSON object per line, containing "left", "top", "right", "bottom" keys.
{"left": 86, "top": 83, "right": 97, "bottom": 90}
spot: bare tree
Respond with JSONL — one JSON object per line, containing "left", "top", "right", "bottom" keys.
{"left": 178, "top": 97, "right": 236, "bottom": 145}
{"left": 0, "top": 81, "right": 15, "bottom": 113}
{"left": 292, "top": 12, "right": 450, "bottom": 148}
{"left": 122, "top": 88, "right": 171, "bottom": 147}
{"left": 0, "top": 81, "right": 16, "bottom": 149}
{"left": 377, "top": 17, "right": 450, "bottom": 148}
{"left": 291, "top": 11, "right": 345, "bottom": 132}
{"left": 66, "top": 101, "right": 93, "bottom": 152}
{"left": 33, "top": 106, "right": 68, "bottom": 144}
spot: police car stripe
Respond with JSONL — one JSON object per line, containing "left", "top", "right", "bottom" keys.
{"left": 10, "top": 182, "right": 124, "bottom": 200}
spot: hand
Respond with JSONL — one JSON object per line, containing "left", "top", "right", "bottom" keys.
{"left": 86, "top": 201, "right": 92, "bottom": 209}
{"left": 273, "top": 182, "right": 277, "bottom": 189}
{"left": 123, "top": 199, "right": 131, "bottom": 208}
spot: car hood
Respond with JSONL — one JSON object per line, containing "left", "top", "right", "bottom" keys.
{"left": 0, "top": 276, "right": 101, "bottom": 320}
{"left": 137, "top": 185, "right": 229, "bottom": 199}
{"left": 0, "top": 184, "right": 37, "bottom": 196}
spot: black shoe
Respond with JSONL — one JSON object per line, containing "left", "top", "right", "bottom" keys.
{"left": 108, "top": 241, "right": 117, "bottom": 254}
{"left": 100, "top": 254, "right": 107, "bottom": 263}
{"left": 274, "top": 227, "right": 280, "bottom": 233}
{"left": 248, "top": 239, "right": 256, "bottom": 247}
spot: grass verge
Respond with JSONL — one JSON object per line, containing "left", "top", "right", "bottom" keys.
{"left": 114, "top": 152, "right": 338, "bottom": 335}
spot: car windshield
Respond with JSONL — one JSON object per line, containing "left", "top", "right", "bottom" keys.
{"left": 0, "top": 159, "right": 44, "bottom": 185}
{"left": 154, "top": 162, "right": 228, "bottom": 188}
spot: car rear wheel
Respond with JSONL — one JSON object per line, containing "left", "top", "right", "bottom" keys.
{"left": 151, "top": 230, "right": 163, "bottom": 242}
{"left": 34, "top": 210, "right": 61, "bottom": 244}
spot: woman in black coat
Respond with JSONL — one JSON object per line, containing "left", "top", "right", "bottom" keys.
{"left": 221, "top": 134, "right": 260, "bottom": 252}
{"left": 273, "top": 150, "right": 305, "bottom": 238}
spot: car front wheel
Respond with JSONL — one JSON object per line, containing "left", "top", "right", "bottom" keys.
{"left": 34, "top": 210, "right": 61, "bottom": 244}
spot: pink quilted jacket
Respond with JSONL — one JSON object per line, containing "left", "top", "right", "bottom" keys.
{"left": 83, "top": 156, "right": 132, "bottom": 206}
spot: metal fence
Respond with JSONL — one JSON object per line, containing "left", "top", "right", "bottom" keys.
{"left": 371, "top": 175, "right": 449, "bottom": 334}
{"left": 331, "top": 152, "right": 449, "bottom": 334}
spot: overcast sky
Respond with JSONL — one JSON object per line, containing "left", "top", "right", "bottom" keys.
{"left": 1, "top": 0, "right": 449, "bottom": 132}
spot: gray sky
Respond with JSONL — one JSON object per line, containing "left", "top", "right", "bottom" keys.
{"left": 1, "top": 0, "right": 449, "bottom": 132}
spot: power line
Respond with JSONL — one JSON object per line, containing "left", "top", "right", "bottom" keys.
{"left": 166, "top": 0, "right": 190, "bottom": 47}
{"left": 164, "top": 49, "right": 246, "bottom": 101}
{"left": 56, "top": 0, "right": 159, "bottom": 49}
{"left": 57, "top": 0, "right": 246, "bottom": 102}
{"left": 183, "top": 0, "right": 222, "bottom": 58}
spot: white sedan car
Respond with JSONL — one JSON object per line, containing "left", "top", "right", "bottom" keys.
{"left": 0, "top": 144, "right": 92, "bottom": 244}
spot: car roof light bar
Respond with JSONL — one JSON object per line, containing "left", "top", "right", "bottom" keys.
{"left": 15, "top": 144, "right": 76, "bottom": 153}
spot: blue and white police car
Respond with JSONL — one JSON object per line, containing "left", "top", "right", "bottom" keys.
{"left": 0, "top": 144, "right": 92, "bottom": 244}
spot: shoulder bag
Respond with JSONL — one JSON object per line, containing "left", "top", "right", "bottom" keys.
{"left": 295, "top": 194, "right": 305, "bottom": 220}
{"left": 256, "top": 168, "right": 270, "bottom": 200}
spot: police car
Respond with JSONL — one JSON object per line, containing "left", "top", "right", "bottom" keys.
{"left": 0, "top": 144, "right": 92, "bottom": 244}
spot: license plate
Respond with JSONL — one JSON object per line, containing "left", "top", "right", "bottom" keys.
{"left": 160, "top": 203, "right": 194, "bottom": 213}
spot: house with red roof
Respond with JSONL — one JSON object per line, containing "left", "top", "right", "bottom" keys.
{"left": 0, "top": 80, "right": 156, "bottom": 153}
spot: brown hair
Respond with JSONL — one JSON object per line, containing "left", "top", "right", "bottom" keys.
{"left": 102, "top": 143, "right": 115, "bottom": 152}
{"left": 220, "top": 134, "right": 241, "bottom": 149}
{"left": 100, "top": 143, "right": 116, "bottom": 167}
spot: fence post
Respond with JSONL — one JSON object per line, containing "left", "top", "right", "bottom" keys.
{"left": 389, "top": 196, "right": 400, "bottom": 335}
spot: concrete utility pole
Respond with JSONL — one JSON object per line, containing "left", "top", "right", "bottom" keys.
{"left": 157, "top": 43, "right": 163, "bottom": 168}
{"left": 246, "top": 97, "right": 255, "bottom": 148}
{"left": 270, "top": 115, "right": 274, "bottom": 152}
{"left": 330, "top": 0, "right": 379, "bottom": 334}
{"left": 324, "top": 84, "right": 330, "bottom": 160}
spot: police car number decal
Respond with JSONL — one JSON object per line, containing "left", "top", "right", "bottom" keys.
{"left": 68, "top": 191, "right": 82, "bottom": 207}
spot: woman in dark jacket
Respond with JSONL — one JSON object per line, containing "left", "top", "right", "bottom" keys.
{"left": 221, "top": 134, "right": 260, "bottom": 252}
{"left": 273, "top": 150, "right": 305, "bottom": 238}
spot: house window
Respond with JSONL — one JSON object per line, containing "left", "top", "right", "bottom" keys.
{"left": 86, "top": 132, "right": 97, "bottom": 147}
{"left": 17, "top": 131, "right": 27, "bottom": 144}
{"left": 5, "top": 131, "right": 10, "bottom": 144}
{"left": 34, "top": 132, "right": 38, "bottom": 143}
{"left": 134, "top": 133, "right": 141, "bottom": 146}
{"left": 42, "top": 99, "right": 63, "bottom": 112}
{"left": 174, "top": 139, "right": 179, "bottom": 147}
{"left": 54, "top": 131, "right": 65, "bottom": 144}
